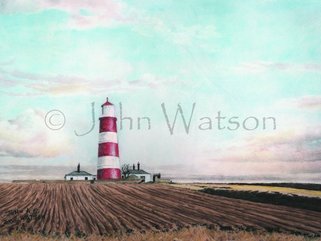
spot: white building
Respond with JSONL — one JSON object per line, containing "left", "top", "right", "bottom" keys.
{"left": 127, "top": 162, "right": 152, "bottom": 182}
{"left": 64, "top": 164, "right": 96, "bottom": 181}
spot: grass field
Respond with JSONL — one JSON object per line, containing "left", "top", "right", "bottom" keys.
{"left": 172, "top": 183, "right": 321, "bottom": 212}
{"left": 171, "top": 183, "right": 321, "bottom": 198}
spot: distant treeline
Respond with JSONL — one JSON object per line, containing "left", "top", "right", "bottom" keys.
{"left": 226, "top": 183, "right": 321, "bottom": 191}
{"left": 200, "top": 188, "right": 321, "bottom": 212}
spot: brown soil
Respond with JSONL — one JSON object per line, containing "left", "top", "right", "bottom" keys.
{"left": 0, "top": 183, "right": 320, "bottom": 237}
{"left": 0, "top": 227, "right": 316, "bottom": 241}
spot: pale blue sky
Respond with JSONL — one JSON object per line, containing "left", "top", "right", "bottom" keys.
{"left": 0, "top": 0, "right": 321, "bottom": 181}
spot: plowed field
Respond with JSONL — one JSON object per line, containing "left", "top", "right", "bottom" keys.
{"left": 0, "top": 183, "right": 320, "bottom": 236}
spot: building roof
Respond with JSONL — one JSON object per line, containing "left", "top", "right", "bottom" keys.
{"left": 65, "top": 163, "right": 95, "bottom": 177}
{"left": 128, "top": 169, "right": 150, "bottom": 175}
{"left": 101, "top": 97, "right": 113, "bottom": 107}
{"left": 65, "top": 170, "right": 95, "bottom": 177}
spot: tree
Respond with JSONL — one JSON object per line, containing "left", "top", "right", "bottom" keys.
{"left": 121, "top": 164, "right": 130, "bottom": 179}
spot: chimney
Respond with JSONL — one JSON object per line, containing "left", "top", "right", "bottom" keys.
{"left": 77, "top": 163, "right": 80, "bottom": 172}
{"left": 133, "top": 164, "right": 135, "bottom": 170}
{"left": 137, "top": 162, "right": 140, "bottom": 170}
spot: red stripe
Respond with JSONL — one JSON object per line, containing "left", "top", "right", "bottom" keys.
{"left": 97, "top": 168, "right": 121, "bottom": 180}
{"left": 99, "top": 117, "right": 117, "bottom": 132}
{"left": 98, "top": 142, "right": 119, "bottom": 157}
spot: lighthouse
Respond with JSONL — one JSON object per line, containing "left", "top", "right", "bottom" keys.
{"left": 97, "top": 98, "right": 121, "bottom": 180}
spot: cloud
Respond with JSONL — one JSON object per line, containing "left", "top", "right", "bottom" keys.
{"left": 295, "top": 96, "right": 321, "bottom": 110}
{"left": 0, "top": 109, "right": 71, "bottom": 158}
{"left": 0, "top": 59, "right": 15, "bottom": 66}
{"left": 0, "top": 69, "right": 179, "bottom": 96}
{"left": 199, "top": 125, "right": 321, "bottom": 177}
{"left": 235, "top": 61, "right": 321, "bottom": 74}
{"left": 151, "top": 24, "right": 218, "bottom": 49}
{"left": 129, "top": 8, "right": 218, "bottom": 50}
{"left": 0, "top": 0, "right": 126, "bottom": 29}
{"left": 278, "top": 95, "right": 321, "bottom": 111}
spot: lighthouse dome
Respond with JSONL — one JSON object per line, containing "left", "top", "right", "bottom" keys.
{"left": 101, "top": 97, "right": 113, "bottom": 107}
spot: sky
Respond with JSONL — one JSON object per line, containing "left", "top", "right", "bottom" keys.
{"left": 0, "top": 0, "right": 321, "bottom": 182}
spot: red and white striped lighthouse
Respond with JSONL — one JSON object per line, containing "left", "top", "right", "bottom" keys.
{"left": 97, "top": 98, "right": 121, "bottom": 180}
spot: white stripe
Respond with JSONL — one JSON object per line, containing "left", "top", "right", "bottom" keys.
{"left": 97, "top": 156, "right": 120, "bottom": 169}
{"left": 99, "top": 132, "right": 118, "bottom": 144}
{"left": 97, "top": 166, "right": 121, "bottom": 170}
{"left": 101, "top": 106, "right": 115, "bottom": 117}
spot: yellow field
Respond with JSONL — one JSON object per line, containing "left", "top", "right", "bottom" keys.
{"left": 171, "top": 183, "right": 321, "bottom": 198}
